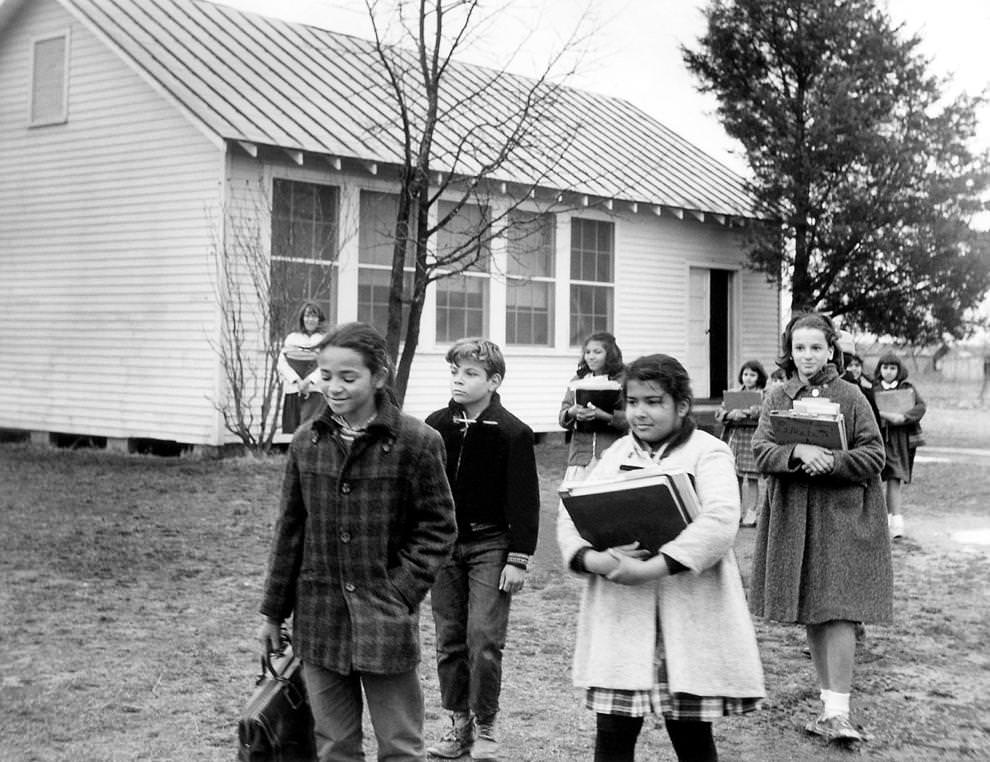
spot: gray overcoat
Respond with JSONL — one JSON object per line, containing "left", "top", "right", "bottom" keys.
{"left": 749, "top": 366, "right": 893, "bottom": 625}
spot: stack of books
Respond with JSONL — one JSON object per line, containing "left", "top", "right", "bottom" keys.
{"left": 569, "top": 376, "right": 623, "bottom": 432}
{"left": 769, "top": 398, "right": 848, "bottom": 449}
{"left": 874, "top": 388, "right": 915, "bottom": 416}
{"left": 283, "top": 348, "right": 318, "bottom": 380}
{"left": 722, "top": 389, "right": 763, "bottom": 411}
{"left": 558, "top": 469, "right": 701, "bottom": 555}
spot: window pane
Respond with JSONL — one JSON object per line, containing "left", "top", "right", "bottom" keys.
{"left": 360, "top": 191, "right": 416, "bottom": 267}
{"left": 357, "top": 268, "right": 413, "bottom": 337}
{"left": 506, "top": 278, "right": 552, "bottom": 346}
{"left": 507, "top": 212, "right": 555, "bottom": 277}
{"left": 271, "top": 180, "right": 338, "bottom": 261}
{"left": 271, "top": 259, "right": 334, "bottom": 328}
{"left": 437, "top": 201, "right": 490, "bottom": 272}
{"left": 570, "top": 218, "right": 613, "bottom": 282}
{"left": 436, "top": 275, "right": 487, "bottom": 342}
{"left": 569, "top": 284, "right": 612, "bottom": 345}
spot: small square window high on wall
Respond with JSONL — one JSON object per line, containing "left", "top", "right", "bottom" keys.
{"left": 30, "top": 32, "right": 69, "bottom": 126}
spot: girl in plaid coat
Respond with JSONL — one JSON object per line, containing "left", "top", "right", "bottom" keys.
{"left": 259, "top": 322, "right": 457, "bottom": 762}
{"left": 558, "top": 354, "right": 764, "bottom": 762}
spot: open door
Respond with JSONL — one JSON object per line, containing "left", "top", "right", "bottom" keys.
{"left": 687, "top": 267, "right": 731, "bottom": 399}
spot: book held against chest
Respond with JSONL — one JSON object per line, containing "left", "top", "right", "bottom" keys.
{"left": 558, "top": 469, "right": 701, "bottom": 555}
{"left": 769, "top": 410, "right": 848, "bottom": 450}
{"left": 874, "top": 388, "right": 915, "bottom": 416}
{"left": 722, "top": 390, "right": 763, "bottom": 412}
{"left": 569, "top": 376, "right": 623, "bottom": 433}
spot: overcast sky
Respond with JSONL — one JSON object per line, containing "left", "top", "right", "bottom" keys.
{"left": 216, "top": 0, "right": 989, "bottom": 181}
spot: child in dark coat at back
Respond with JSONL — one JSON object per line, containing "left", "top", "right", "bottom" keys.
{"left": 873, "top": 351, "right": 927, "bottom": 539}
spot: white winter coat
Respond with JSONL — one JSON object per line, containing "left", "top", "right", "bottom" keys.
{"left": 557, "top": 428, "right": 765, "bottom": 698}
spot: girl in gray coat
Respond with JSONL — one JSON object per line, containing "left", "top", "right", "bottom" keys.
{"left": 750, "top": 313, "right": 891, "bottom": 746}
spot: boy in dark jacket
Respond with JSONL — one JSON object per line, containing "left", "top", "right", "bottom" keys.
{"left": 425, "top": 338, "right": 540, "bottom": 761}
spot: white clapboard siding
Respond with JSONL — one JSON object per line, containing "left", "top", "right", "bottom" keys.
{"left": 225, "top": 157, "right": 778, "bottom": 435}
{"left": 739, "top": 267, "right": 783, "bottom": 374}
{"left": 617, "top": 212, "right": 780, "bottom": 376}
{"left": 0, "top": 0, "right": 225, "bottom": 442}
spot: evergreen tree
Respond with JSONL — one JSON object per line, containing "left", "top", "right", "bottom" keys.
{"left": 683, "top": 0, "right": 990, "bottom": 341}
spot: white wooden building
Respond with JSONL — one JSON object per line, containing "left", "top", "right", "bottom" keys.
{"left": 0, "top": 0, "right": 781, "bottom": 448}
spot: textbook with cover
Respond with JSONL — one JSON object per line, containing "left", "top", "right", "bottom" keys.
{"left": 558, "top": 469, "right": 701, "bottom": 555}
{"left": 769, "top": 397, "right": 848, "bottom": 450}
{"left": 874, "top": 388, "right": 915, "bottom": 416}
{"left": 569, "top": 376, "right": 623, "bottom": 432}
{"left": 722, "top": 390, "right": 763, "bottom": 412}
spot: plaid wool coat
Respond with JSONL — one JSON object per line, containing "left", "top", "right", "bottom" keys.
{"left": 260, "top": 398, "right": 456, "bottom": 674}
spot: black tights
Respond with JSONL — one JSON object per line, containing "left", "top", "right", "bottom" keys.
{"left": 594, "top": 713, "right": 717, "bottom": 762}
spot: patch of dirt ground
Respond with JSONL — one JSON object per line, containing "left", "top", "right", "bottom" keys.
{"left": 0, "top": 393, "right": 988, "bottom": 760}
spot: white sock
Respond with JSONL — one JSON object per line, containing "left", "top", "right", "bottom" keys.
{"left": 821, "top": 690, "right": 850, "bottom": 718}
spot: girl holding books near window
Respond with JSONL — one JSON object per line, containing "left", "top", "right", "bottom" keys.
{"left": 277, "top": 301, "right": 327, "bottom": 434}
{"left": 714, "top": 360, "right": 768, "bottom": 527}
{"left": 559, "top": 332, "right": 628, "bottom": 481}
{"left": 557, "top": 353, "right": 764, "bottom": 762}
{"left": 750, "top": 313, "right": 890, "bottom": 745}
{"left": 874, "top": 351, "right": 927, "bottom": 539}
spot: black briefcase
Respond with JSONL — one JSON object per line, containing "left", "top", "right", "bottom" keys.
{"left": 236, "top": 642, "right": 317, "bottom": 762}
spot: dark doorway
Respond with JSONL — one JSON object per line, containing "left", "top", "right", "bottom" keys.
{"left": 708, "top": 269, "right": 730, "bottom": 397}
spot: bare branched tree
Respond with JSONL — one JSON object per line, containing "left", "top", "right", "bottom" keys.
{"left": 207, "top": 179, "right": 335, "bottom": 454}
{"left": 207, "top": 186, "right": 281, "bottom": 454}
{"left": 362, "top": 0, "right": 597, "bottom": 402}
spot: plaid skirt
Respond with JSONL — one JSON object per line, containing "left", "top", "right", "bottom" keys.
{"left": 585, "top": 631, "right": 762, "bottom": 721}
{"left": 728, "top": 425, "right": 759, "bottom": 477}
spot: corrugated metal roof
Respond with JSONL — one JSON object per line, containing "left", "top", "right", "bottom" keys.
{"left": 58, "top": 0, "right": 763, "bottom": 219}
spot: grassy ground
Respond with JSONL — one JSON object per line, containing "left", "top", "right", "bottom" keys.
{"left": 0, "top": 377, "right": 987, "bottom": 761}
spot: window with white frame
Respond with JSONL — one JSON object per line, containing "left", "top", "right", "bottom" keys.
{"left": 569, "top": 217, "right": 614, "bottom": 345}
{"left": 435, "top": 201, "right": 490, "bottom": 342}
{"left": 30, "top": 32, "right": 69, "bottom": 126}
{"left": 358, "top": 190, "right": 414, "bottom": 337}
{"left": 505, "top": 211, "right": 555, "bottom": 346}
{"left": 270, "top": 179, "right": 338, "bottom": 325}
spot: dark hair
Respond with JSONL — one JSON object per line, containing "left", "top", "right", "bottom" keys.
{"left": 876, "top": 351, "right": 908, "bottom": 382}
{"left": 316, "top": 322, "right": 395, "bottom": 393}
{"left": 294, "top": 300, "right": 327, "bottom": 335}
{"left": 776, "top": 312, "right": 844, "bottom": 376}
{"left": 576, "top": 332, "right": 625, "bottom": 378}
{"left": 445, "top": 337, "right": 506, "bottom": 380}
{"left": 738, "top": 360, "right": 768, "bottom": 389}
{"left": 623, "top": 354, "right": 696, "bottom": 457}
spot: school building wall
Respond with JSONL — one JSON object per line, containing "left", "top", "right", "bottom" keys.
{"left": 0, "top": 0, "right": 226, "bottom": 443}
{"left": 229, "top": 153, "right": 779, "bottom": 437}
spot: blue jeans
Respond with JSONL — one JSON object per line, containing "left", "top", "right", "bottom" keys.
{"left": 302, "top": 663, "right": 425, "bottom": 761}
{"left": 430, "top": 531, "right": 511, "bottom": 721}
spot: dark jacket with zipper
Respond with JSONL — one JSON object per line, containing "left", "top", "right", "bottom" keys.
{"left": 260, "top": 397, "right": 456, "bottom": 674}
{"left": 425, "top": 392, "right": 540, "bottom": 557}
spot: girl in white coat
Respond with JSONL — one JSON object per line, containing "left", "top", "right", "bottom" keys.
{"left": 558, "top": 354, "right": 764, "bottom": 762}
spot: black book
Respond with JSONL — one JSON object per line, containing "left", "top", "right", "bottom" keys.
{"left": 559, "top": 470, "right": 700, "bottom": 555}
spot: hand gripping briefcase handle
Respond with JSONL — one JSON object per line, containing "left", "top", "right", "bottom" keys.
{"left": 237, "top": 639, "right": 317, "bottom": 762}
{"left": 256, "top": 651, "right": 306, "bottom": 710}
